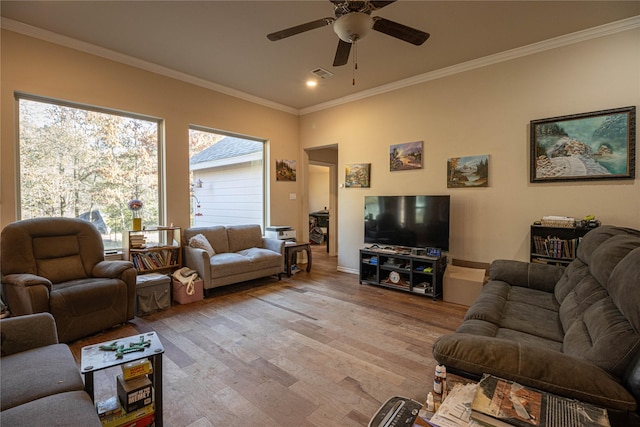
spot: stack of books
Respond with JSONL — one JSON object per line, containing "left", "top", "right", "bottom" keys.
{"left": 129, "top": 234, "right": 146, "bottom": 249}
{"left": 95, "top": 359, "right": 155, "bottom": 427}
{"left": 428, "top": 374, "right": 610, "bottom": 427}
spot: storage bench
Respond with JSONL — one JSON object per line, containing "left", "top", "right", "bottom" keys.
{"left": 135, "top": 273, "right": 171, "bottom": 316}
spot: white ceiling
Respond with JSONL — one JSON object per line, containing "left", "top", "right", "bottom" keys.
{"left": 2, "top": 1, "right": 639, "bottom": 112}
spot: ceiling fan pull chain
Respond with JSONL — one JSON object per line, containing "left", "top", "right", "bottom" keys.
{"left": 352, "top": 40, "right": 358, "bottom": 86}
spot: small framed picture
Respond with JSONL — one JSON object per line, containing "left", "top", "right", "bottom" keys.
{"left": 276, "top": 159, "right": 296, "bottom": 181}
{"left": 447, "top": 155, "right": 489, "bottom": 188}
{"left": 390, "top": 141, "right": 423, "bottom": 171}
{"left": 345, "top": 163, "right": 371, "bottom": 188}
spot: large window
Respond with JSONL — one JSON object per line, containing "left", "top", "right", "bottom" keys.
{"left": 17, "top": 94, "right": 162, "bottom": 251}
{"left": 189, "top": 127, "right": 265, "bottom": 229}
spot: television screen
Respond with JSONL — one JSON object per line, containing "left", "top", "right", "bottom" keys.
{"left": 364, "top": 195, "right": 450, "bottom": 251}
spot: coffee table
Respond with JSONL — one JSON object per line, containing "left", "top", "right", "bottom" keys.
{"left": 81, "top": 331, "right": 164, "bottom": 427}
{"left": 284, "top": 241, "right": 312, "bottom": 276}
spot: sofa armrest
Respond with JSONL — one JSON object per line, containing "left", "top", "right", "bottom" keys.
{"left": 2, "top": 273, "right": 52, "bottom": 290}
{"left": 183, "top": 246, "right": 211, "bottom": 285}
{"left": 0, "top": 312, "right": 59, "bottom": 356}
{"left": 1, "top": 274, "right": 52, "bottom": 315}
{"left": 433, "top": 333, "right": 637, "bottom": 411}
{"left": 92, "top": 260, "right": 135, "bottom": 279}
{"left": 490, "top": 259, "right": 564, "bottom": 292}
{"left": 263, "top": 237, "right": 285, "bottom": 255}
{"left": 92, "top": 261, "right": 137, "bottom": 320}
{"left": 263, "top": 238, "right": 285, "bottom": 270}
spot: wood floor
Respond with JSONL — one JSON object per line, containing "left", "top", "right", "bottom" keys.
{"left": 69, "top": 245, "right": 468, "bottom": 426}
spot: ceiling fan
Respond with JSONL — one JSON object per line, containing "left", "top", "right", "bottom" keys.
{"left": 267, "top": 0, "right": 430, "bottom": 67}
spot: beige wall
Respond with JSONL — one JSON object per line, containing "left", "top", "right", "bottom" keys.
{"left": 308, "top": 165, "right": 330, "bottom": 213}
{"left": 300, "top": 29, "right": 640, "bottom": 272}
{"left": 1, "top": 30, "right": 301, "bottom": 232}
{"left": 3, "top": 28, "right": 639, "bottom": 272}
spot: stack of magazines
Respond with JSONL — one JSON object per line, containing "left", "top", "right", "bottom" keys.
{"left": 428, "top": 374, "right": 610, "bottom": 427}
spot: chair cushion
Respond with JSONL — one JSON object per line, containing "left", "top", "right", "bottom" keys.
{"left": 209, "top": 253, "right": 252, "bottom": 278}
{"left": 237, "top": 247, "right": 282, "bottom": 270}
{"left": 0, "top": 344, "right": 84, "bottom": 410}
{"left": 227, "top": 225, "right": 264, "bottom": 252}
{"left": 184, "top": 226, "right": 229, "bottom": 254}
{"left": 50, "top": 279, "right": 129, "bottom": 342}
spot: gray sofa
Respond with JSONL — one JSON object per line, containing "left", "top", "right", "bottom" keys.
{"left": 183, "top": 224, "right": 284, "bottom": 291}
{"left": 433, "top": 225, "right": 640, "bottom": 425}
{"left": 0, "top": 312, "right": 102, "bottom": 426}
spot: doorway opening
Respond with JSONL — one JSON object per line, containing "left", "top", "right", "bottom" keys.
{"left": 305, "top": 145, "right": 338, "bottom": 256}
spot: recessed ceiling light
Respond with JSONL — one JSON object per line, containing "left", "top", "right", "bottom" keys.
{"left": 306, "top": 80, "right": 318, "bottom": 87}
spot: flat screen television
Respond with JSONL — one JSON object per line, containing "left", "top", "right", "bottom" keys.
{"left": 364, "top": 195, "right": 450, "bottom": 251}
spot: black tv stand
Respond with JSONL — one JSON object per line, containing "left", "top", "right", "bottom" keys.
{"left": 359, "top": 248, "right": 446, "bottom": 300}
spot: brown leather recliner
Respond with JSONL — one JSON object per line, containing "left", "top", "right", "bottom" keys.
{"left": 1, "top": 217, "right": 136, "bottom": 342}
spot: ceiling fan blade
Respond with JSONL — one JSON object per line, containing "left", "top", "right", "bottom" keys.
{"left": 372, "top": 17, "right": 430, "bottom": 45}
{"left": 267, "top": 18, "right": 334, "bottom": 41}
{"left": 369, "top": 1, "right": 396, "bottom": 10}
{"left": 333, "top": 39, "right": 352, "bottom": 66}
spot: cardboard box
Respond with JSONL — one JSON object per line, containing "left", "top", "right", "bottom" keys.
{"left": 443, "top": 264, "right": 486, "bottom": 306}
{"left": 100, "top": 403, "right": 154, "bottom": 427}
{"left": 121, "top": 358, "right": 153, "bottom": 381}
{"left": 117, "top": 374, "right": 153, "bottom": 413}
{"left": 172, "top": 277, "right": 204, "bottom": 304}
{"left": 116, "top": 412, "right": 154, "bottom": 427}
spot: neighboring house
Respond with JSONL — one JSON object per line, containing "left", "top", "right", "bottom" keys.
{"left": 190, "top": 136, "right": 264, "bottom": 228}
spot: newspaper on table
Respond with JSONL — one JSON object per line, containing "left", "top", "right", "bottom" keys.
{"left": 428, "top": 383, "right": 480, "bottom": 427}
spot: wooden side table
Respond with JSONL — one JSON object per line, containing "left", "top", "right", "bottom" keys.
{"left": 284, "top": 241, "right": 312, "bottom": 277}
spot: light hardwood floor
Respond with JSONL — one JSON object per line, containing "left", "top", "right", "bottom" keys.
{"left": 69, "top": 245, "right": 467, "bottom": 426}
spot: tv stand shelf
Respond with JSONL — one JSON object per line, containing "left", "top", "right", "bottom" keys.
{"left": 359, "top": 249, "right": 446, "bottom": 300}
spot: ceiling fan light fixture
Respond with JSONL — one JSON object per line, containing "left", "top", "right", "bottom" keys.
{"left": 333, "top": 12, "right": 374, "bottom": 43}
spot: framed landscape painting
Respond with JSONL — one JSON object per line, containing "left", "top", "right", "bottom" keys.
{"left": 530, "top": 106, "right": 635, "bottom": 182}
{"left": 276, "top": 159, "right": 296, "bottom": 181}
{"left": 345, "top": 163, "right": 371, "bottom": 188}
{"left": 390, "top": 141, "right": 423, "bottom": 171}
{"left": 447, "top": 154, "right": 489, "bottom": 188}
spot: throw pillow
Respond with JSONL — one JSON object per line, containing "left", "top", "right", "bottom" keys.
{"left": 189, "top": 234, "right": 215, "bottom": 256}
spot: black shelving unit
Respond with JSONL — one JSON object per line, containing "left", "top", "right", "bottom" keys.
{"left": 530, "top": 225, "right": 592, "bottom": 265}
{"left": 359, "top": 249, "right": 446, "bottom": 300}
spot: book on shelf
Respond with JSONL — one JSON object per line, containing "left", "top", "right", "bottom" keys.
{"left": 532, "top": 235, "right": 581, "bottom": 260}
{"left": 129, "top": 234, "right": 147, "bottom": 248}
{"left": 470, "top": 374, "right": 610, "bottom": 427}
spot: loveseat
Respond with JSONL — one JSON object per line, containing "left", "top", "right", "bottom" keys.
{"left": 433, "top": 225, "right": 640, "bottom": 425}
{"left": 1, "top": 217, "right": 137, "bottom": 342}
{"left": 0, "top": 312, "right": 102, "bottom": 426}
{"left": 183, "top": 224, "right": 284, "bottom": 291}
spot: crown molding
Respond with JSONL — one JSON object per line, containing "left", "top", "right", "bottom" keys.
{"left": 0, "top": 17, "right": 299, "bottom": 116}
{"left": 299, "top": 15, "right": 640, "bottom": 115}
{"left": 3, "top": 15, "right": 638, "bottom": 117}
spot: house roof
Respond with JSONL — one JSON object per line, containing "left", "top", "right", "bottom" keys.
{"left": 190, "top": 137, "right": 262, "bottom": 165}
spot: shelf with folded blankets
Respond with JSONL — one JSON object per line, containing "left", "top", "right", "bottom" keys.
{"left": 124, "top": 227, "right": 182, "bottom": 274}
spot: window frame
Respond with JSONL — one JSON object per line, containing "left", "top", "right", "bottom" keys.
{"left": 15, "top": 92, "right": 166, "bottom": 250}
{"left": 188, "top": 125, "right": 267, "bottom": 231}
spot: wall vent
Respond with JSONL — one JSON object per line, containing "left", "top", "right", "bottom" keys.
{"left": 311, "top": 67, "right": 334, "bottom": 79}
